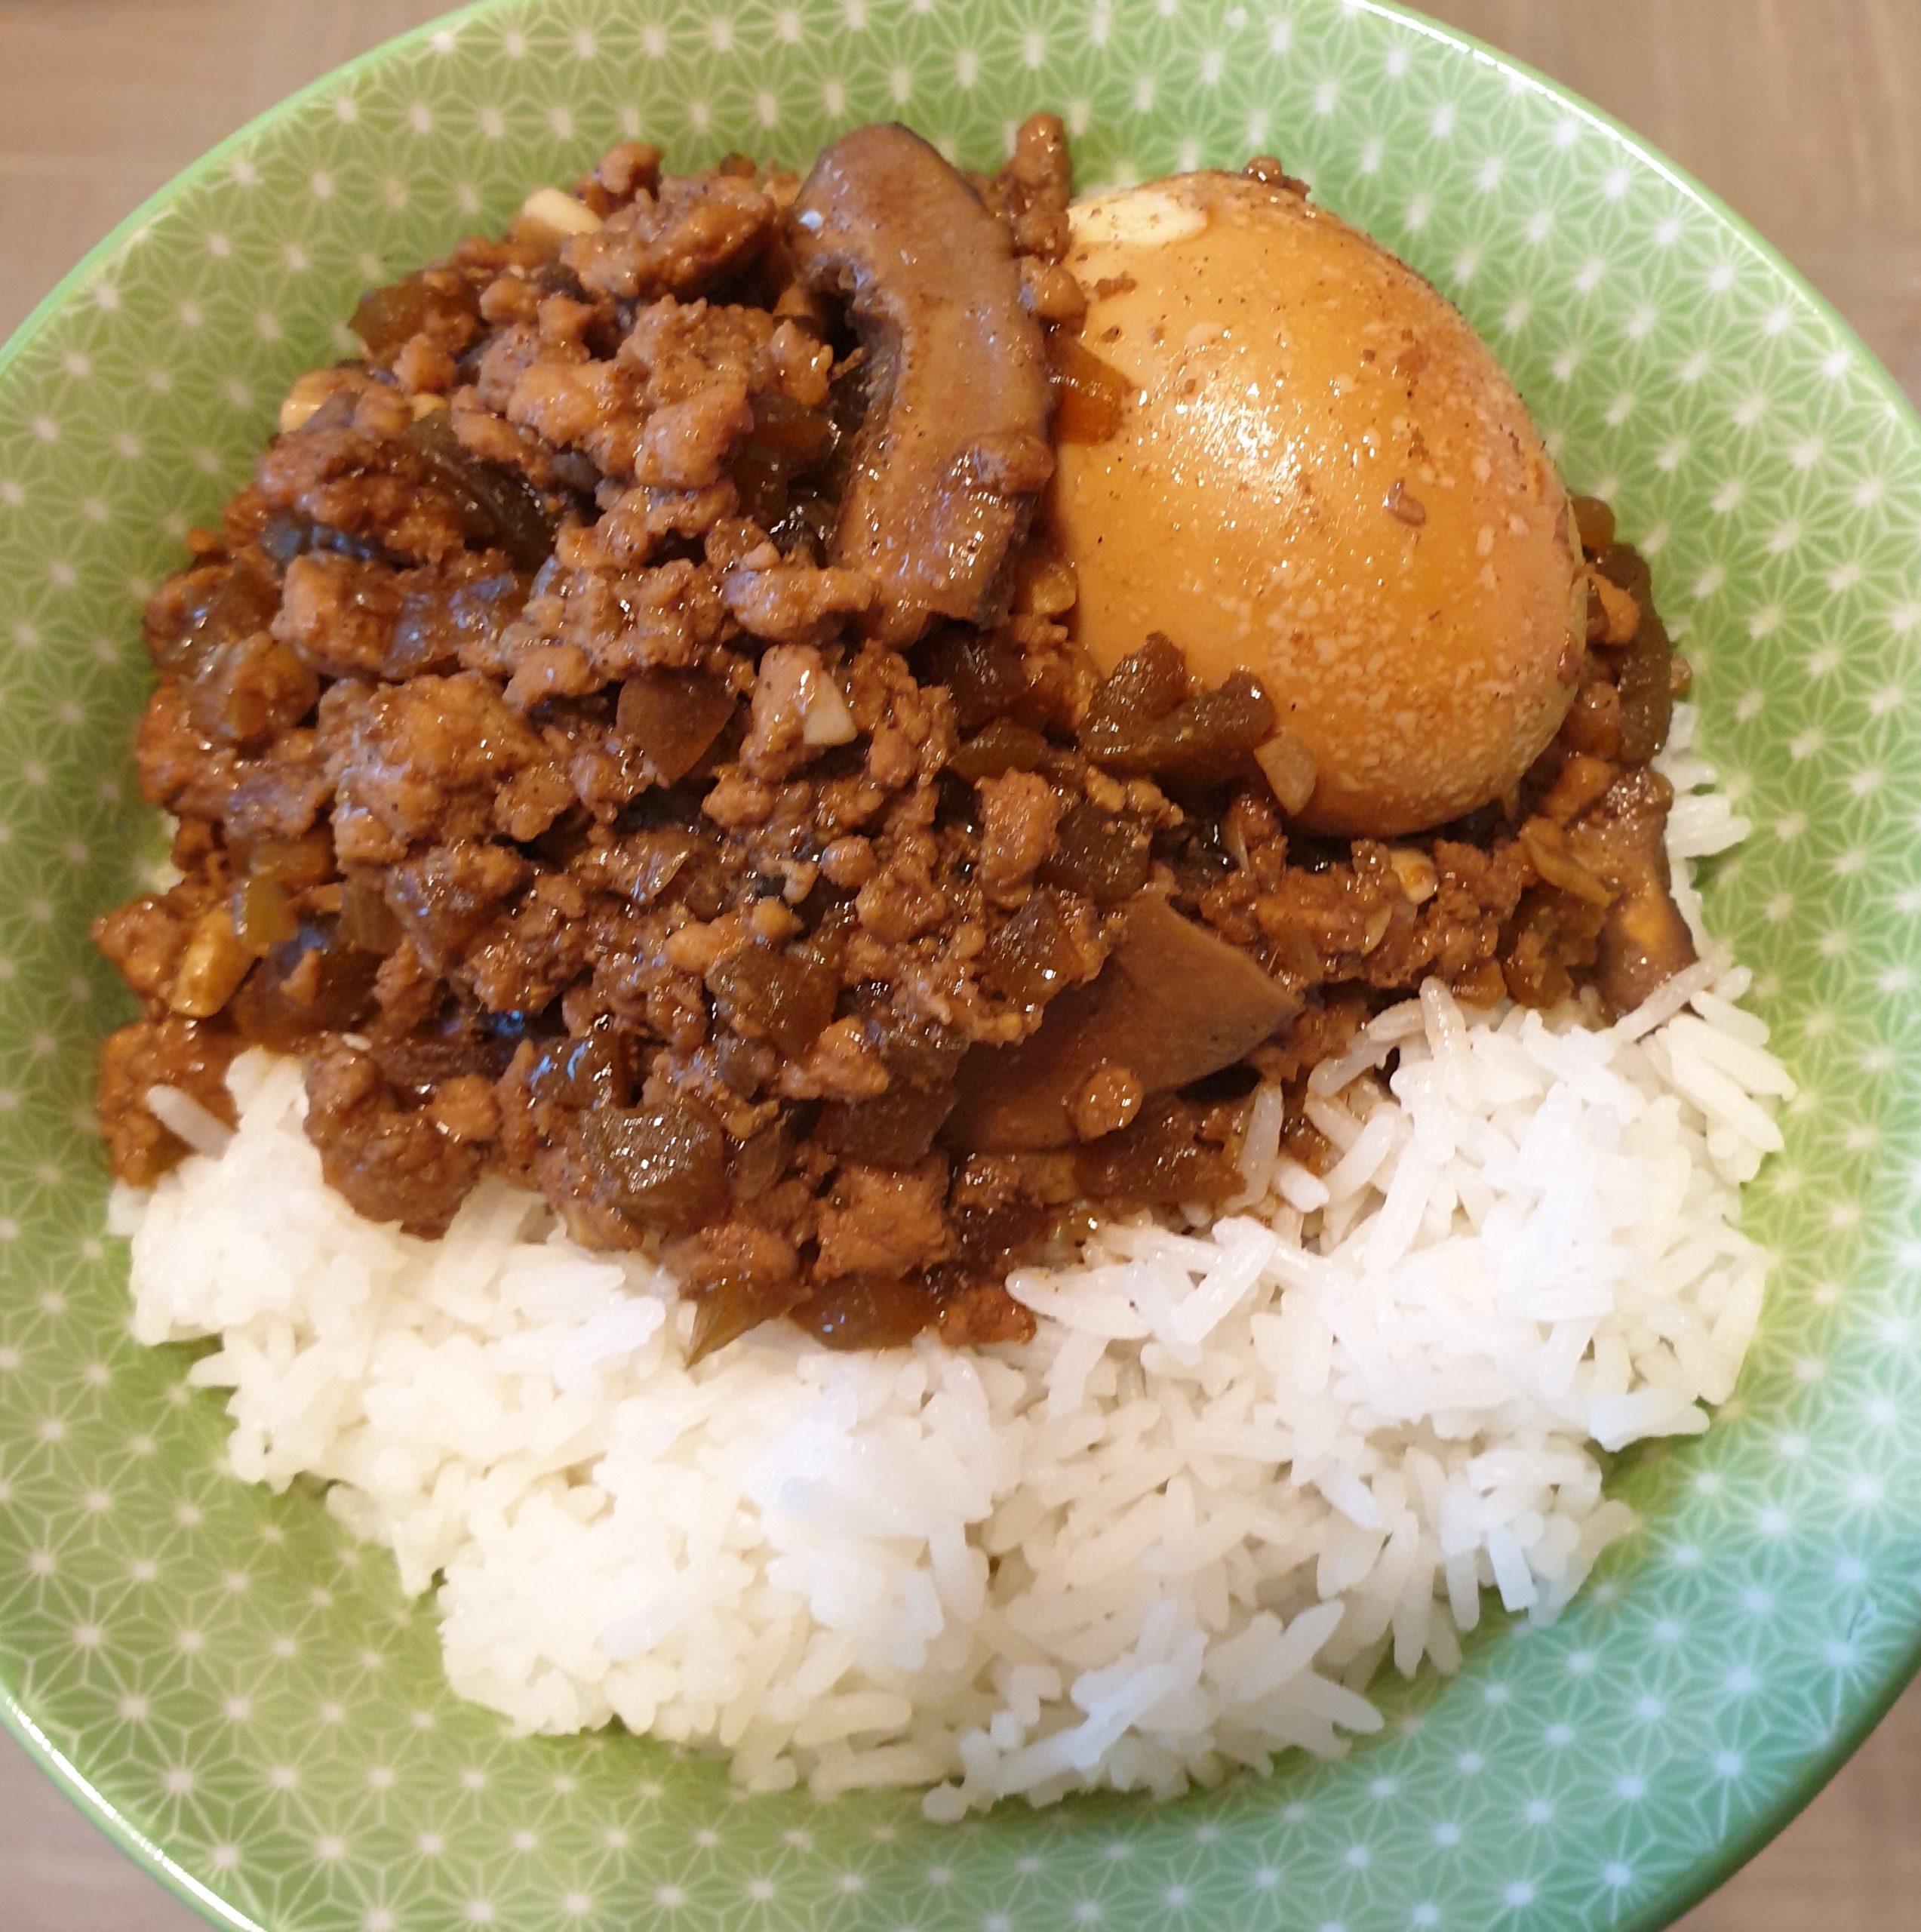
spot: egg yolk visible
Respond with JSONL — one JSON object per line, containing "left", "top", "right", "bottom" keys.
{"left": 1047, "top": 171, "right": 1586, "bottom": 837}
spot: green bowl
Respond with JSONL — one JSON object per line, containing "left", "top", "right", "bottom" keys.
{"left": 3, "top": 2, "right": 1919, "bottom": 1927}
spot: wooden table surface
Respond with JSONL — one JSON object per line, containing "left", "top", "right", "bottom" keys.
{"left": 2, "top": 3, "right": 1919, "bottom": 1927}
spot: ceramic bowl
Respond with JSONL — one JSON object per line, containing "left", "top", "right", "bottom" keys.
{"left": 2, "top": 3, "right": 1919, "bottom": 1927}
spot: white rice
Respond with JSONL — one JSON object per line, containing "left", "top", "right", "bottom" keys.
{"left": 109, "top": 707, "right": 1786, "bottom": 1816}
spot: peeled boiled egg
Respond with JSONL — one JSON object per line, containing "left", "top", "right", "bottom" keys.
{"left": 1047, "top": 171, "right": 1585, "bottom": 837}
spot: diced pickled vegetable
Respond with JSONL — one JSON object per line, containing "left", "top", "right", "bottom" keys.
{"left": 687, "top": 1272, "right": 806, "bottom": 1364}
{"left": 706, "top": 943, "right": 838, "bottom": 1057}
{"left": 229, "top": 921, "right": 382, "bottom": 1048}
{"left": 979, "top": 888, "right": 1095, "bottom": 1008}
{"left": 791, "top": 1275, "right": 942, "bottom": 1349}
{"left": 530, "top": 1026, "right": 638, "bottom": 1110}
{"left": 1073, "top": 1097, "right": 1238, "bottom": 1205}
{"left": 351, "top": 270, "right": 481, "bottom": 368}
{"left": 579, "top": 1098, "right": 727, "bottom": 1235}
{"left": 1042, "top": 801, "right": 1151, "bottom": 906}
{"left": 916, "top": 626, "right": 1033, "bottom": 729}
{"left": 1080, "top": 635, "right": 1276, "bottom": 785}
{"left": 616, "top": 670, "right": 737, "bottom": 783}
{"left": 1571, "top": 494, "right": 1616, "bottom": 554}
{"left": 338, "top": 875, "right": 405, "bottom": 954}
{"left": 401, "top": 409, "right": 556, "bottom": 571}
{"left": 948, "top": 718, "right": 1053, "bottom": 783}
{"left": 234, "top": 875, "right": 298, "bottom": 955}
{"left": 185, "top": 635, "right": 319, "bottom": 752}
{"left": 817, "top": 1079, "right": 957, "bottom": 1166}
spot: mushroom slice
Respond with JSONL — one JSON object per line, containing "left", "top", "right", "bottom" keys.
{"left": 1567, "top": 767, "right": 1698, "bottom": 1017}
{"left": 789, "top": 123, "right": 1056, "bottom": 647}
{"left": 946, "top": 894, "right": 1300, "bottom": 1152}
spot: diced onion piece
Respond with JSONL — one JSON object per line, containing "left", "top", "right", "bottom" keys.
{"left": 1255, "top": 728, "right": 1316, "bottom": 816}
{"left": 234, "top": 875, "right": 297, "bottom": 955}
{"left": 519, "top": 186, "right": 604, "bottom": 237}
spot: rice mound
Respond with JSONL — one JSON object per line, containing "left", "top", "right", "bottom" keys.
{"left": 111, "top": 711, "right": 1789, "bottom": 1816}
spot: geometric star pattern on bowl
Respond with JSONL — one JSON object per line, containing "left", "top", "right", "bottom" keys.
{"left": 2, "top": 2, "right": 1919, "bottom": 1927}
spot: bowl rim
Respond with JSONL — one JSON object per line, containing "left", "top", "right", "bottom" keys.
{"left": 3, "top": 2, "right": 1919, "bottom": 1927}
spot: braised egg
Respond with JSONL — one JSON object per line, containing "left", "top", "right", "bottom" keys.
{"left": 1047, "top": 171, "right": 1585, "bottom": 836}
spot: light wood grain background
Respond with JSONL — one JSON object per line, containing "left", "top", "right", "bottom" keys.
{"left": 2, "top": 4, "right": 1919, "bottom": 1928}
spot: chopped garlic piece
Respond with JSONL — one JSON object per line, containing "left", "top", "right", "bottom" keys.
{"left": 278, "top": 368, "right": 342, "bottom": 435}
{"left": 519, "top": 186, "right": 603, "bottom": 237}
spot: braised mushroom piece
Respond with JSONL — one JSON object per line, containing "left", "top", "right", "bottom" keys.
{"left": 947, "top": 895, "right": 1300, "bottom": 1152}
{"left": 1575, "top": 768, "right": 1698, "bottom": 1015}
{"left": 788, "top": 122, "right": 1056, "bottom": 645}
